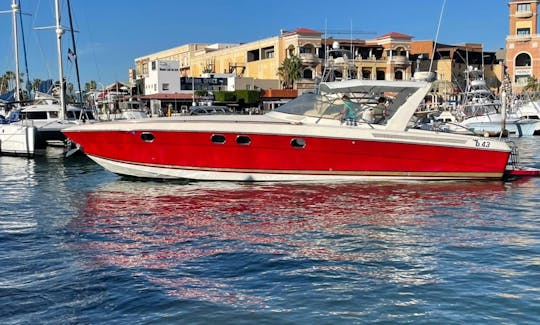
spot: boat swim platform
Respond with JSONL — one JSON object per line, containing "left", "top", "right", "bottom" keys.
{"left": 504, "top": 167, "right": 540, "bottom": 178}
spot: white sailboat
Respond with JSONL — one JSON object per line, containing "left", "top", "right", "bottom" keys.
{"left": 8, "top": 0, "right": 93, "bottom": 149}
{"left": 0, "top": 0, "right": 36, "bottom": 157}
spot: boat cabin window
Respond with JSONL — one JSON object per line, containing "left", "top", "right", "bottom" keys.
{"left": 66, "top": 110, "right": 94, "bottom": 120}
{"left": 236, "top": 135, "right": 251, "bottom": 145}
{"left": 291, "top": 138, "right": 306, "bottom": 148}
{"left": 21, "top": 111, "right": 49, "bottom": 120}
{"left": 211, "top": 134, "right": 226, "bottom": 144}
{"left": 141, "top": 132, "right": 155, "bottom": 142}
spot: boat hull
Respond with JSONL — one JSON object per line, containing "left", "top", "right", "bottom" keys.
{"left": 63, "top": 120, "right": 511, "bottom": 181}
{"left": 460, "top": 114, "right": 537, "bottom": 137}
{"left": 0, "top": 124, "right": 36, "bottom": 157}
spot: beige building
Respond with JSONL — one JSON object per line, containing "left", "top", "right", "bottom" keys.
{"left": 132, "top": 27, "right": 502, "bottom": 100}
{"left": 132, "top": 28, "right": 421, "bottom": 94}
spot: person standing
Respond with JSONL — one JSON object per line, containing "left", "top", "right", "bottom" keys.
{"left": 341, "top": 95, "right": 357, "bottom": 126}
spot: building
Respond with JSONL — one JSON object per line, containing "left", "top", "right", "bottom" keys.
{"left": 131, "top": 26, "right": 504, "bottom": 110}
{"left": 133, "top": 28, "right": 420, "bottom": 93}
{"left": 144, "top": 60, "right": 180, "bottom": 95}
{"left": 506, "top": 0, "right": 539, "bottom": 92}
{"left": 411, "top": 41, "right": 503, "bottom": 91}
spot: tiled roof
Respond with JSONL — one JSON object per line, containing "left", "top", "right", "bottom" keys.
{"left": 283, "top": 27, "right": 323, "bottom": 36}
{"left": 376, "top": 32, "right": 413, "bottom": 39}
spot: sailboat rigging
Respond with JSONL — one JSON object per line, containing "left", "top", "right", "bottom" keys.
{"left": 66, "top": 0, "right": 83, "bottom": 107}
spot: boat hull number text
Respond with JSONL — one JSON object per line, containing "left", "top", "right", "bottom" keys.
{"left": 474, "top": 139, "right": 491, "bottom": 148}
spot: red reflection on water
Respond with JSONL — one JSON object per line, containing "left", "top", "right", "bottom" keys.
{"left": 71, "top": 180, "right": 510, "bottom": 303}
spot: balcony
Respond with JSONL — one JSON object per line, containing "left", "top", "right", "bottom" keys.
{"left": 515, "top": 10, "right": 533, "bottom": 18}
{"left": 387, "top": 55, "right": 409, "bottom": 66}
{"left": 508, "top": 34, "right": 533, "bottom": 42}
{"left": 299, "top": 53, "right": 319, "bottom": 65}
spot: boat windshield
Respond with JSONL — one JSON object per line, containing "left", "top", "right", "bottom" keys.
{"left": 273, "top": 92, "right": 343, "bottom": 119}
{"left": 272, "top": 84, "right": 419, "bottom": 122}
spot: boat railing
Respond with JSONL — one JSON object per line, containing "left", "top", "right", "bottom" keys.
{"left": 505, "top": 141, "right": 520, "bottom": 170}
{"left": 415, "top": 118, "right": 480, "bottom": 135}
{"left": 19, "top": 118, "right": 35, "bottom": 127}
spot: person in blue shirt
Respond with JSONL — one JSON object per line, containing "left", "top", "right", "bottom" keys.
{"left": 340, "top": 95, "right": 357, "bottom": 126}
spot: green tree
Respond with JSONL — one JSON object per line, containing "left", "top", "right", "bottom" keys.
{"left": 0, "top": 75, "right": 8, "bottom": 93}
{"left": 277, "top": 55, "right": 302, "bottom": 89}
{"left": 0, "top": 71, "right": 16, "bottom": 93}
{"left": 523, "top": 76, "right": 540, "bottom": 93}
{"left": 85, "top": 80, "right": 97, "bottom": 92}
{"left": 66, "top": 82, "right": 75, "bottom": 103}
{"left": 31, "top": 78, "right": 42, "bottom": 92}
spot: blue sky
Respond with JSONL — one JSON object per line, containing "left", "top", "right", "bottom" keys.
{"left": 0, "top": 0, "right": 510, "bottom": 87}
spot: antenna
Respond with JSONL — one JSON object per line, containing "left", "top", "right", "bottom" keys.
{"left": 429, "top": 0, "right": 446, "bottom": 73}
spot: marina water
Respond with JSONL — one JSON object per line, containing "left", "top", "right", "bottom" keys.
{"left": 1, "top": 138, "right": 540, "bottom": 324}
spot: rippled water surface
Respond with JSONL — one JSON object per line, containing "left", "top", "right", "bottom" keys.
{"left": 1, "top": 139, "right": 540, "bottom": 324}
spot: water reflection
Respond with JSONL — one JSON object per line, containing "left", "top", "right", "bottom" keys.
{"left": 68, "top": 180, "right": 516, "bottom": 305}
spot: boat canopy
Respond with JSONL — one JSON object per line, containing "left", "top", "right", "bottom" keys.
{"left": 274, "top": 79, "right": 432, "bottom": 131}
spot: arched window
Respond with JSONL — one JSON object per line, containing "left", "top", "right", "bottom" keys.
{"left": 300, "top": 44, "right": 315, "bottom": 54}
{"left": 516, "top": 53, "right": 531, "bottom": 67}
{"left": 376, "top": 70, "right": 386, "bottom": 80}
{"left": 287, "top": 45, "right": 295, "bottom": 57}
{"left": 515, "top": 53, "right": 533, "bottom": 85}
{"left": 394, "top": 70, "right": 404, "bottom": 80}
{"left": 394, "top": 47, "right": 406, "bottom": 56}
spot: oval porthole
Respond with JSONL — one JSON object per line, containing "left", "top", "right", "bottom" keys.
{"left": 291, "top": 138, "right": 306, "bottom": 148}
{"left": 141, "top": 132, "right": 155, "bottom": 142}
{"left": 211, "top": 134, "right": 226, "bottom": 144}
{"left": 236, "top": 135, "right": 251, "bottom": 145}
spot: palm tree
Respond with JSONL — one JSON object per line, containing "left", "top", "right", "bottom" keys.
{"left": 0, "top": 75, "right": 8, "bottom": 93}
{"left": 85, "top": 80, "right": 97, "bottom": 92}
{"left": 0, "top": 71, "right": 15, "bottom": 93}
{"left": 4, "top": 71, "right": 17, "bottom": 90}
{"left": 523, "top": 76, "right": 540, "bottom": 93}
{"left": 32, "top": 78, "right": 42, "bottom": 92}
{"left": 277, "top": 55, "right": 302, "bottom": 89}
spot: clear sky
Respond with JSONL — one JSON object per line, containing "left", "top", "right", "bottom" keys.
{"left": 0, "top": 0, "right": 510, "bottom": 88}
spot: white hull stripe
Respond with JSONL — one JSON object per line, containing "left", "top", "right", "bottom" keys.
{"left": 89, "top": 155, "right": 503, "bottom": 181}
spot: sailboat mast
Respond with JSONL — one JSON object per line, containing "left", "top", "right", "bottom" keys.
{"left": 11, "top": 0, "right": 20, "bottom": 104}
{"left": 66, "top": 0, "right": 83, "bottom": 106}
{"left": 54, "top": 0, "right": 65, "bottom": 120}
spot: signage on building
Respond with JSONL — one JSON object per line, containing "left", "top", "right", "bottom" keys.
{"left": 515, "top": 68, "right": 532, "bottom": 76}
{"left": 159, "top": 61, "right": 179, "bottom": 72}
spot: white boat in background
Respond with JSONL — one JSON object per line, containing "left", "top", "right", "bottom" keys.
{"left": 3, "top": 0, "right": 96, "bottom": 149}
{"left": 98, "top": 100, "right": 148, "bottom": 121}
{"left": 457, "top": 111, "right": 536, "bottom": 137}
{"left": 7, "top": 98, "right": 95, "bottom": 147}
{"left": 63, "top": 78, "right": 520, "bottom": 182}
{"left": 513, "top": 99, "right": 540, "bottom": 135}
{"left": 453, "top": 69, "right": 536, "bottom": 137}
{"left": 0, "top": 0, "right": 36, "bottom": 157}
{"left": 0, "top": 123, "right": 36, "bottom": 156}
